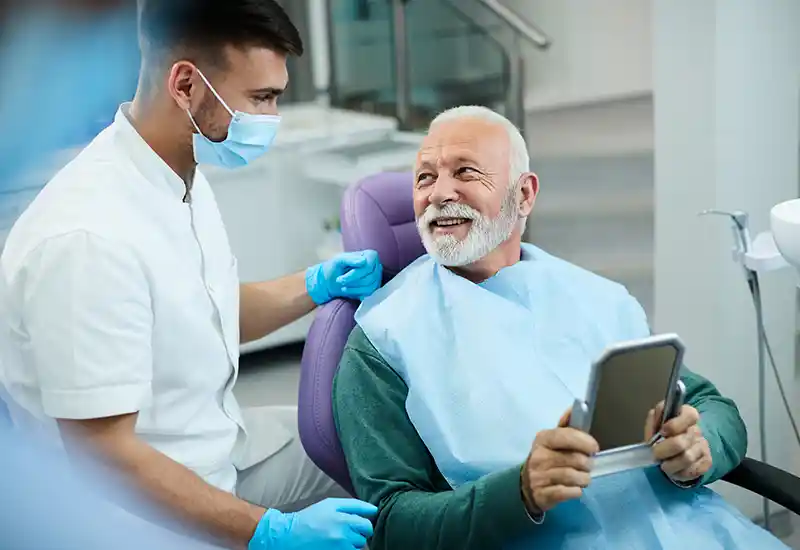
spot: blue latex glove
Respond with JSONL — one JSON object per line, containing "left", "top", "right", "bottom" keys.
{"left": 248, "top": 498, "right": 378, "bottom": 550}
{"left": 305, "top": 250, "right": 382, "bottom": 305}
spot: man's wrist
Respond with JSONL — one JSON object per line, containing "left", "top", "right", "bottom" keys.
{"left": 519, "top": 463, "right": 545, "bottom": 524}
{"left": 665, "top": 471, "right": 703, "bottom": 489}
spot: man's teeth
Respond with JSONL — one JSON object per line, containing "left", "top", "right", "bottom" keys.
{"left": 434, "top": 218, "right": 468, "bottom": 227}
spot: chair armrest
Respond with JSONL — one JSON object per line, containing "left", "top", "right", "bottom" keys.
{"left": 722, "top": 457, "right": 800, "bottom": 515}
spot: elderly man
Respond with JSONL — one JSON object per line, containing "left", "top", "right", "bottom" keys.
{"left": 332, "top": 106, "right": 788, "bottom": 549}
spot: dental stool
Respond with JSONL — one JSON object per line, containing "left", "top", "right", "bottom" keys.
{"left": 298, "top": 171, "right": 800, "bottom": 516}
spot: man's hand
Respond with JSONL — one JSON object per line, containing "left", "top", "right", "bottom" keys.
{"left": 645, "top": 403, "right": 713, "bottom": 483}
{"left": 521, "top": 409, "right": 598, "bottom": 513}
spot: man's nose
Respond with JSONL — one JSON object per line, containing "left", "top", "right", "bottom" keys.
{"left": 429, "top": 176, "right": 459, "bottom": 205}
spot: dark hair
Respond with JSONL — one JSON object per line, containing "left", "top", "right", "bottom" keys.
{"left": 137, "top": 0, "right": 303, "bottom": 68}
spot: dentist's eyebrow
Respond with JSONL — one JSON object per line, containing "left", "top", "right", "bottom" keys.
{"left": 249, "top": 86, "right": 285, "bottom": 96}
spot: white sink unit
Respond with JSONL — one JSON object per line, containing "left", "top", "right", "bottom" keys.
{"left": 771, "top": 199, "right": 800, "bottom": 272}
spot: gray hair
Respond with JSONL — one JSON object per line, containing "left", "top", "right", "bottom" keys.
{"left": 428, "top": 105, "right": 531, "bottom": 233}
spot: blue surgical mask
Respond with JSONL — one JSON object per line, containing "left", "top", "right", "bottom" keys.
{"left": 187, "top": 69, "right": 281, "bottom": 169}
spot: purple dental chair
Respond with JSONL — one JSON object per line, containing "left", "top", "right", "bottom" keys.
{"left": 298, "top": 171, "right": 425, "bottom": 495}
{"left": 297, "top": 171, "right": 800, "bottom": 516}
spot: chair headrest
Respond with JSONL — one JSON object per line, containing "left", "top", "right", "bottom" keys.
{"left": 341, "top": 172, "right": 426, "bottom": 282}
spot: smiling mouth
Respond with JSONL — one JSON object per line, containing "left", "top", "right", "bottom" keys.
{"left": 431, "top": 217, "right": 471, "bottom": 228}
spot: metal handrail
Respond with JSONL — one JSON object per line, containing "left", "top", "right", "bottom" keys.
{"left": 471, "top": 0, "right": 552, "bottom": 134}
{"left": 441, "top": 0, "right": 551, "bottom": 135}
{"left": 384, "top": 0, "right": 550, "bottom": 133}
{"left": 446, "top": 0, "right": 514, "bottom": 118}
{"left": 477, "top": 0, "right": 552, "bottom": 50}
{"left": 391, "top": 0, "right": 412, "bottom": 130}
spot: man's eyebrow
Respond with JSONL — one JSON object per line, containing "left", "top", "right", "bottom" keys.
{"left": 453, "top": 155, "right": 479, "bottom": 166}
{"left": 248, "top": 87, "right": 285, "bottom": 96}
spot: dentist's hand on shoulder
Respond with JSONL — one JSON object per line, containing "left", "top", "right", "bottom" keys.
{"left": 249, "top": 498, "right": 378, "bottom": 550}
{"left": 306, "top": 250, "right": 383, "bottom": 305}
{"left": 521, "top": 409, "right": 598, "bottom": 514}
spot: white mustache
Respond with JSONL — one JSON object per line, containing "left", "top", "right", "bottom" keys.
{"left": 418, "top": 203, "right": 481, "bottom": 229}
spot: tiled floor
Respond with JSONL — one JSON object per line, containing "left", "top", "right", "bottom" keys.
{"left": 234, "top": 346, "right": 800, "bottom": 548}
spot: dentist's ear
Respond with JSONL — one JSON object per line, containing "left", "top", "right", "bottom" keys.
{"left": 167, "top": 61, "right": 204, "bottom": 112}
{"left": 518, "top": 172, "right": 539, "bottom": 217}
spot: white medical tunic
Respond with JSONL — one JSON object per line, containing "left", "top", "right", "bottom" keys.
{"left": 0, "top": 104, "right": 292, "bottom": 492}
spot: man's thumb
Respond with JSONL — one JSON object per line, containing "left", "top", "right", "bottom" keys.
{"left": 558, "top": 408, "right": 572, "bottom": 428}
{"left": 644, "top": 408, "right": 656, "bottom": 441}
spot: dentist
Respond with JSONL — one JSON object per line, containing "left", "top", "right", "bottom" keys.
{"left": 0, "top": 1, "right": 380, "bottom": 549}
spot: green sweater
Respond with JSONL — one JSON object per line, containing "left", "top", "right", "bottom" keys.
{"left": 333, "top": 326, "right": 748, "bottom": 550}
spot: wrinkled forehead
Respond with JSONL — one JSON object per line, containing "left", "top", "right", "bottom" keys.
{"left": 415, "top": 119, "right": 509, "bottom": 170}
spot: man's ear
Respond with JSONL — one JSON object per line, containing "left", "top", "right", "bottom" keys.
{"left": 518, "top": 172, "right": 539, "bottom": 217}
{"left": 167, "top": 61, "right": 203, "bottom": 112}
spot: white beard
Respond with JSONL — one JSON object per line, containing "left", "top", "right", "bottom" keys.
{"left": 417, "top": 186, "right": 520, "bottom": 267}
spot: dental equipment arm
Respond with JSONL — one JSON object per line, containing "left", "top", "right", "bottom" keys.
{"left": 700, "top": 208, "right": 800, "bottom": 531}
